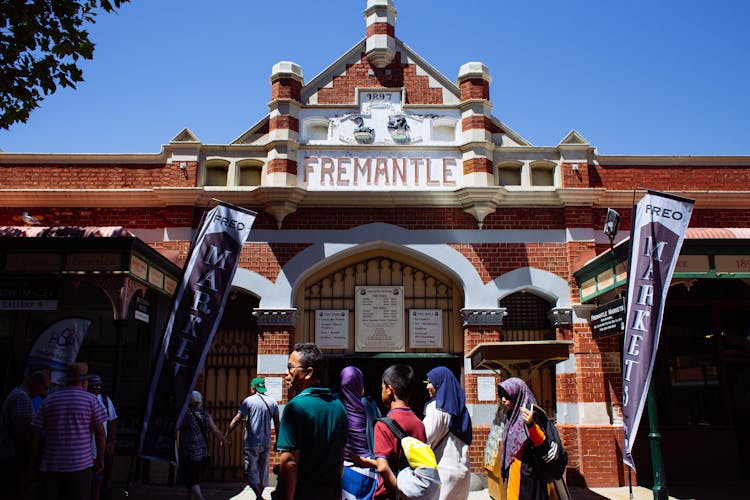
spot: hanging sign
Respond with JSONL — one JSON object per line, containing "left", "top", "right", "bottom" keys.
{"left": 590, "top": 298, "right": 626, "bottom": 339}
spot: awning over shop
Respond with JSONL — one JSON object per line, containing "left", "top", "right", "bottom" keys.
{"left": 466, "top": 340, "right": 573, "bottom": 372}
{"left": 573, "top": 228, "right": 750, "bottom": 303}
{"left": 0, "top": 226, "right": 183, "bottom": 311}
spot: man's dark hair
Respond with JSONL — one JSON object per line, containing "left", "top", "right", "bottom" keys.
{"left": 382, "top": 364, "right": 415, "bottom": 402}
{"left": 292, "top": 342, "right": 324, "bottom": 378}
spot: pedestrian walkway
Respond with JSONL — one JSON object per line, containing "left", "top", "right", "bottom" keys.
{"left": 113, "top": 480, "right": 748, "bottom": 499}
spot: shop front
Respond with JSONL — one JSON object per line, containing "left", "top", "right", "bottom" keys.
{"left": 574, "top": 230, "right": 750, "bottom": 483}
{"left": 0, "top": 226, "right": 181, "bottom": 461}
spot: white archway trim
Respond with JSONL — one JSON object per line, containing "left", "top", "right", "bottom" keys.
{"left": 251, "top": 223, "right": 487, "bottom": 309}
{"left": 491, "top": 267, "right": 571, "bottom": 308}
{"left": 232, "top": 268, "right": 274, "bottom": 299}
{"left": 232, "top": 223, "right": 572, "bottom": 310}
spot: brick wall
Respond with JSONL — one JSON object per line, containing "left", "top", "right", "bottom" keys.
{"left": 591, "top": 164, "right": 750, "bottom": 190}
{"left": 0, "top": 162, "right": 195, "bottom": 189}
{"left": 240, "top": 243, "right": 312, "bottom": 282}
{"left": 315, "top": 52, "right": 443, "bottom": 105}
{"left": 0, "top": 206, "right": 195, "bottom": 227}
{"left": 451, "top": 243, "right": 570, "bottom": 284}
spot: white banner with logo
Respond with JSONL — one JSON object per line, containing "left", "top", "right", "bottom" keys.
{"left": 622, "top": 191, "right": 693, "bottom": 470}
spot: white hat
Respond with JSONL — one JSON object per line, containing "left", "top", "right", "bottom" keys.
{"left": 191, "top": 390, "right": 203, "bottom": 406}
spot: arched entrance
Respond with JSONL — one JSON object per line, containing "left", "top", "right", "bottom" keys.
{"left": 200, "top": 290, "right": 260, "bottom": 481}
{"left": 296, "top": 248, "right": 465, "bottom": 417}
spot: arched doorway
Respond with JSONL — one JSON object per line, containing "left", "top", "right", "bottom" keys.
{"left": 296, "top": 249, "right": 465, "bottom": 417}
{"left": 200, "top": 290, "right": 260, "bottom": 481}
{"left": 498, "top": 291, "right": 559, "bottom": 418}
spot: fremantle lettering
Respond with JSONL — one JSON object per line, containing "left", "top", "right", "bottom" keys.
{"left": 303, "top": 155, "right": 458, "bottom": 187}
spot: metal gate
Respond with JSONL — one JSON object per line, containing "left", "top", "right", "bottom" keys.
{"left": 302, "top": 253, "right": 459, "bottom": 354}
{"left": 499, "top": 292, "right": 557, "bottom": 417}
{"left": 200, "top": 293, "right": 259, "bottom": 481}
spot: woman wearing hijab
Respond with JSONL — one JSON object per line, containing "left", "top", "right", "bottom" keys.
{"left": 498, "top": 377, "right": 565, "bottom": 500}
{"left": 423, "top": 366, "right": 472, "bottom": 500}
{"left": 340, "top": 366, "right": 380, "bottom": 500}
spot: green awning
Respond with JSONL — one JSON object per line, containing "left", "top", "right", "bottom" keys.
{"left": 573, "top": 229, "right": 750, "bottom": 303}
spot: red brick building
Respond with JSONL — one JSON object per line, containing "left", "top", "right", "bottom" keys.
{"left": 2, "top": 0, "right": 748, "bottom": 489}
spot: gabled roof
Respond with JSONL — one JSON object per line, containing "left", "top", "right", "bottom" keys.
{"left": 230, "top": 35, "right": 531, "bottom": 147}
{"left": 301, "top": 38, "right": 460, "bottom": 105}
{"left": 170, "top": 128, "right": 200, "bottom": 143}
{"left": 558, "top": 129, "right": 590, "bottom": 147}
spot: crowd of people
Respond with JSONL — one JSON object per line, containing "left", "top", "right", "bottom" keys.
{"left": 0, "top": 362, "right": 119, "bottom": 500}
{"left": 0, "top": 342, "right": 568, "bottom": 500}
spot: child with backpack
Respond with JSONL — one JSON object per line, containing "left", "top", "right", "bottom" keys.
{"left": 361, "top": 364, "right": 439, "bottom": 500}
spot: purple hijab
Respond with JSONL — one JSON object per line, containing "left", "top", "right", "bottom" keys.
{"left": 426, "top": 366, "right": 472, "bottom": 445}
{"left": 340, "top": 366, "right": 369, "bottom": 459}
{"left": 498, "top": 377, "right": 538, "bottom": 474}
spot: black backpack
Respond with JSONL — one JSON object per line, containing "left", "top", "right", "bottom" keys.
{"left": 530, "top": 405, "right": 567, "bottom": 483}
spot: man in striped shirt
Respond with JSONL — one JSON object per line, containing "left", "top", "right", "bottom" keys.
{"left": 30, "top": 362, "right": 107, "bottom": 500}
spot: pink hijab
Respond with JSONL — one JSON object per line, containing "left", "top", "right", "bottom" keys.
{"left": 498, "top": 377, "right": 538, "bottom": 474}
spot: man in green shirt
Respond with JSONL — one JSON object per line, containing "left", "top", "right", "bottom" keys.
{"left": 274, "top": 342, "right": 348, "bottom": 500}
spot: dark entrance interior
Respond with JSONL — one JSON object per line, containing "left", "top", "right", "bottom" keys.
{"left": 325, "top": 355, "right": 463, "bottom": 419}
{"left": 632, "top": 279, "right": 750, "bottom": 484}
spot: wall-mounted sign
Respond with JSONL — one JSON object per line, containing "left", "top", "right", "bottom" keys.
{"left": 134, "top": 296, "right": 150, "bottom": 323}
{"left": 67, "top": 252, "right": 121, "bottom": 271}
{"left": 355, "top": 286, "right": 404, "bottom": 352}
{"left": 0, "top": 283, "right": 58, "bottom": 310}
{"left": 714, "top": 255, "right": 750, "bottom": 273}
{"left": 477, "top": 376, "right": 498, "bottom": 402}
{"left": 409, "top": 309, "right": 442, "bottom": 348}
{"left": 590, "top": 298, "right": 626, "bottom": 339}
{"left": 315, "top": 310, "right": 349, "bottom": 349}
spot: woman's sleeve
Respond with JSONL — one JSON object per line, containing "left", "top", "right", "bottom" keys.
{"left": 423, "top": 400, "right": 450, "bottom": 447}
{"left": 527, "top": 418, "right": 546, "bottom": 447}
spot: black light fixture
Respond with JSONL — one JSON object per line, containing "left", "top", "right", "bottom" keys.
{"left": 603, "top": 208, "right": 620, "bottom": 252}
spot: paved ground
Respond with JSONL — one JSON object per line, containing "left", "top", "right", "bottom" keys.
{"left": 109, "top": 480, "right": 749, "bottom": 500}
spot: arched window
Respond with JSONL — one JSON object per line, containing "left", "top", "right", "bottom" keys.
{"left": 496, "top": 161, "right": 523, "bottom": 186}
{"left": 303, "top": 117, "right": 330, "bottom": 142}
{"left": 530, "top": 160, "right": 556, "bottom": 187}
{"left": 237, "top": 160, "right": 263, "bottom": 187}
{"left": 203, "top": 159, "right": 230, "bottom": 186}
{"left": 431, "top": 117, "right": 457, "bottom": 142}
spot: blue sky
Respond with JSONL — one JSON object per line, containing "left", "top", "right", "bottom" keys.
{"left": 2, "top": 0, "right": 749, "bottom": 155}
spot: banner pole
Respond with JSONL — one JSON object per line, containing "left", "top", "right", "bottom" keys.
{"left": 646, "top": 382, "right": 668, "bottom": 500}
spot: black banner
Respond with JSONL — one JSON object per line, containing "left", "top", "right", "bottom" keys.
{"left": 138, "top": 202, "right": 256, "bottom": 463}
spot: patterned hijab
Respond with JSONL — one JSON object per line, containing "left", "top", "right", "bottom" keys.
{"left": 340, "top": 366, "right": 369, "bottom": 459}
{"left": 498, "top": 377, "right": 537, "bottom": 474}
{"left": 426, "top": 366, "right": 472, "bottom": 445}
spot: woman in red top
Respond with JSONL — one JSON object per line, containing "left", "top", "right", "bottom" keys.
{"left": 498, "top": 378, "right": 564, "bottom": 500}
